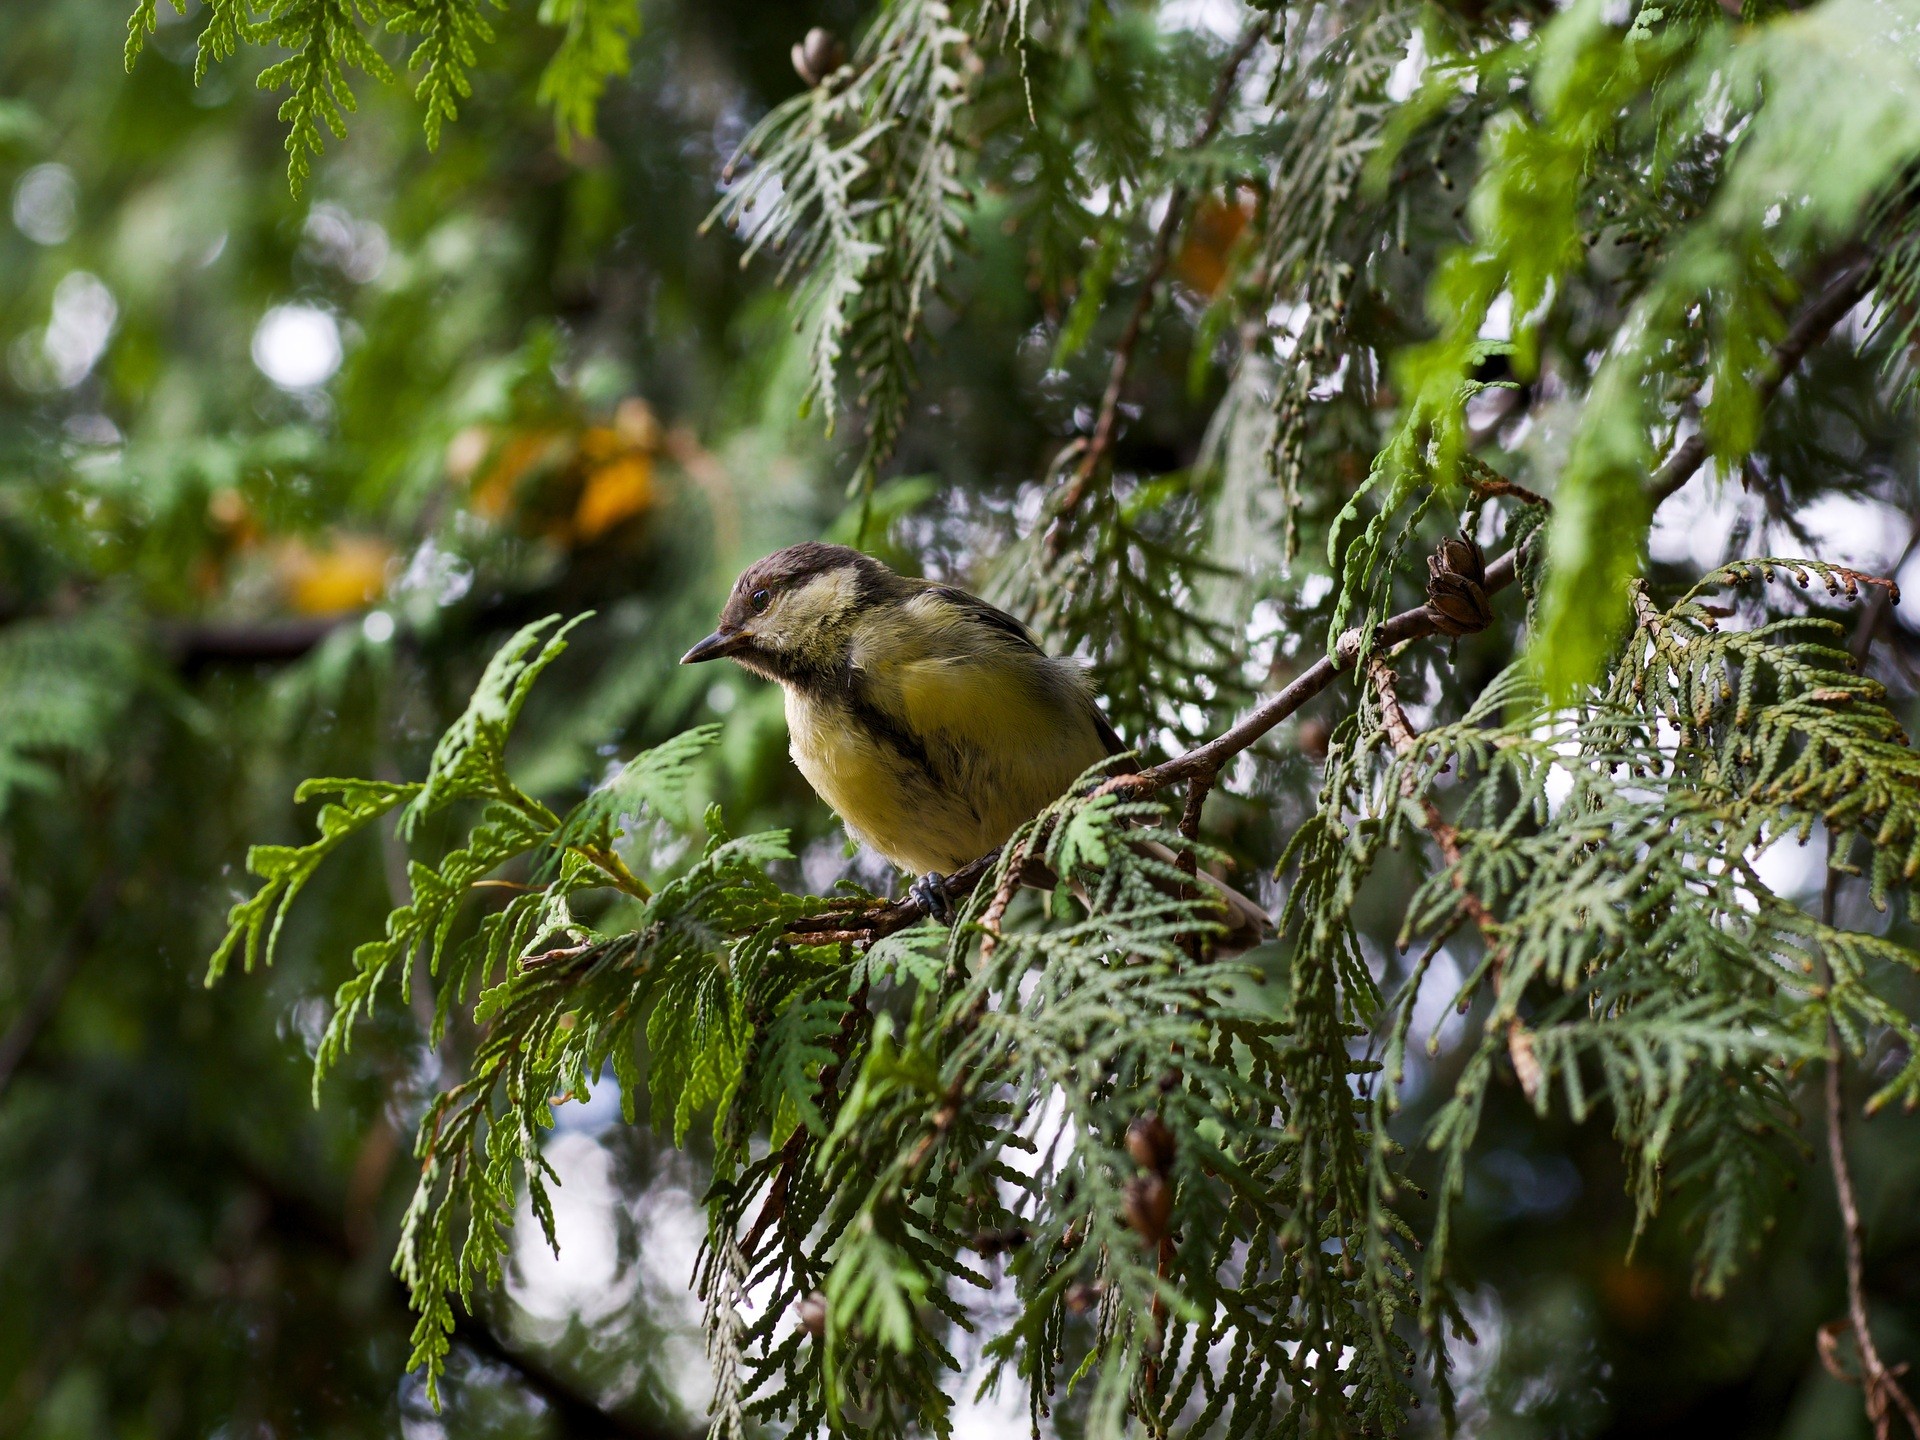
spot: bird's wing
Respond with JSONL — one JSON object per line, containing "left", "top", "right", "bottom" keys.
{"left": 923, "top": 584, "right": 1042, "bottom": 649}
{"left": 917, "top": 582, "right": 1130, "bottom": 759}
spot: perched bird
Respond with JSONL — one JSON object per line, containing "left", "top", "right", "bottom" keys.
{"left": 681, "top": 542, "right": 1268, "bottom": 941}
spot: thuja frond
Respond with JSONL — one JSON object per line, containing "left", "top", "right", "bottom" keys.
{"left": 1358, "top": 0, "right": 1920, "bottom": 693}
{"left": 256, "top": 0, "right": 396, "bottom": 194}
{"left": 707, "top": 0, "right": 974, "bottom": 506}
{"left": 1536, "top": 0, "right": 1920, "bottom": 690}
{"left": 207, "top": 776, "right": 421, "bottom": 984}
{"left": 535, "top": 0, "right": 642, "bottom": 149}
{"left": 1620, "top": 559, "right": 1920, "bottom": 913}
{"left": 124, "top": 0, "right": 530, "bottom": 187}
{"left": 204, "top": 543, "right": 1920, "bottom": 1431}
{"left": 124, "top": 0, "right": 249, "bottom": 81}
{"left": 1318, "top": 563, "right": 1920, "bottom": 1314}
{"left": 1260, "top": 0, "right": 1415, "bottom": 558}
{"left": 994, "top": 480, "right": 1250, "bottom": 754}
{"left": 700, "top": 777, "right": 1417, "bottom": 1438}
{"left": 0, "top": 613, "right": 140, "bottom": 820}
{"left": 205, "top": 618, "right": 851, "bottom": 1403}
{"left": 386, "top": 0, "right": 499, "bottom": 150}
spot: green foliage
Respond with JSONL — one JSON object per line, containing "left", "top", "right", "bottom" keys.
{"left": 996, "top": 478, "right": 1251, "bottom": 754}
{"left": 124, "top": 0, "right": 631, "bottom": 186}
{"left": 206, "top": 620, "right": 844, "bottom": 1403}
{"left": 255, "top": 0, "right": 397, "bottom": 195}
{"left": 34, "top": 0, "right": 1920, "bottom": 1431}
{"left": 1263, "top": 0, "right": 1416, "bottom": 559}
{"left": 694, "top": 775, "right": 1419, "bottom": 1438}
{"left": 0, "top": 614, "right": 140, "bottom": 817}
{"left": 223, "top": 622, "right": 1430, "bottom": 1430}
{"left": 536, "top": 0, "right": 642, "bottom": 149}
{"left": 707, "top": 0, "right": 975, "bottom": 511}
{"left": 207, "top": 775, "right": 421, "bottom": 983}
{"left": 1295, "top": 571, "right": 1920, "bottom": 1321}
{"left": 388, "top": 0, "right": 499, "bottom": 151}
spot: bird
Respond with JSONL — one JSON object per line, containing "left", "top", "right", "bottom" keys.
{"left": 680, "top": 541, "right": 1269, "bottom": 943}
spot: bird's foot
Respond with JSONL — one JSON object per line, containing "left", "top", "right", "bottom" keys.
{"left": 909, "top": 871, "right": 954, "bottom": 925}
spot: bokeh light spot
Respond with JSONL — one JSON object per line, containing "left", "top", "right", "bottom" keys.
{"left": 251, "top": 304, "right": 342, "bottom": 390}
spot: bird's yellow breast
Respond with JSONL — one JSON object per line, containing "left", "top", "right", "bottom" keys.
{"left": 785, "top": 599, "right": 1111, "bottom": 874}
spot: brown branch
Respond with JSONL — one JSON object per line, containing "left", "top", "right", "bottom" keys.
{"left": 450, "top": 1308, "right": 691, "bottom": 1440}
{"left": 1175, "top": 774, "right": 1213, "bottom": 872}
{"left": 1851, "top": 518, "right": 1920, "bottom": 665}
{"left": 162, "top": 616, "right": 342, "bottom": 669}
{"left": 1648, "top": 247, "right": 1877, "bottom": 506}
{"left": 241, "top": 1154, "right": 691, "bottom": 1440}
{"left": 1365, "top": 656, "right": 1502, "bottom": 963}
{"left": 976, "top": 829, "right": 1036, "bottom": 966}
{"left": 1045, "top": 21, "right": 1268, "bottom": 551}
{"left": 1818, "top": 868, "right": 1920, "bottom": 1440}
{"left": 1462, "top": 460, "right": 1552, "bottom": 511}
{"left": 782, "top": 850, "right": 1003, "bottom": 947}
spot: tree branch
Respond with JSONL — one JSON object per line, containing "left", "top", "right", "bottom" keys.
{"left": 1818, "top": 868, "right": 1920, "bottom": 1440}
{"left": 164, "top": 616, "right": 343, "bottom": 670}
{"left": 245, "top": 1156, "right": 692, "bottom": 1440}
{"left": 778, "top": 235, "right": 1874, "bottom": 948}
{"left": 1647, "top": 247, "right": 1877, "bottom": 506}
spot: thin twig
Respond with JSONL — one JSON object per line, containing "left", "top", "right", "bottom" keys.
{"left": 1463, "top": 464, "right": 1552, "bottom": 511}
{"left": 1648, "top": 247, "right": 1876, "bottom": 506}
{"left": 1046, "top": 21, "right": 1268, "bottom": 550}
{"left": 1851, "top": 518, "right": 1920, "bottom": 665}
{"left": 1365, "top": 657, "right": 1503, "bottom": 982}
{"left": 1819, "top": 867, "right": 1920, "bottom": 1440}
{"left": 978, "top": 830, "right": 1036, "bottom": 964}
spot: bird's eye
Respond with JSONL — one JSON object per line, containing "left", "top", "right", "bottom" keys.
{"left": 749, "top": 588, "right": 771, "bottom": 614}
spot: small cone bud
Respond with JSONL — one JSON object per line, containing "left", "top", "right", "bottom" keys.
{"left": 792, "top": 28, "right": 846, "bottom": 87}
{"left": 795, "top": 1290, "right": 827, "bottom": 1337}
{"left": 1122, "top": 1173, "right": 1173, "bottom": 1244}
{"left": 1124, "top": 1112, "right": 1176, "bottom": 1174}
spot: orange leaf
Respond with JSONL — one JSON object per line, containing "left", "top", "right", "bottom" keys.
{"left": 278, "top": 534, "right": 394, "bottom": 615}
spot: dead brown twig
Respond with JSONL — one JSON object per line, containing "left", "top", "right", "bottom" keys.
{"left": 741, "top": 979, "right": 872, "bottom": 1263}
{"left": 1364, "top": 656, "right": 1510, "bottom": 1028}
{"left": 1817, "top": 752, "right": 1920, "bottom": 1437}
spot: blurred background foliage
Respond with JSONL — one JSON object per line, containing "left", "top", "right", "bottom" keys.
{"left": 0, "top": 0, "right": 1918, "bottom": 1436}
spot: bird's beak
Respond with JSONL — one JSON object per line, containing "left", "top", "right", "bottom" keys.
{"left": 680, "top": 628, "right": 749, "bottom": 664}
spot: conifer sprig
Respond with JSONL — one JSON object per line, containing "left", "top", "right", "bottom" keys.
{"left": 706, "top": 0, "right": 974, "bottom": 515}
{"left": 123, "top": 0, "right": 635, "bottom": 187}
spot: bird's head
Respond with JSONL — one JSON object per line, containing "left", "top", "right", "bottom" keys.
{"left": 680, "top": 542, "right": 894, "bottom": 684}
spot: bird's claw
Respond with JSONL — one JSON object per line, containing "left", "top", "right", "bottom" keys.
{"left": 910, "top": 871, "right": 954, "bottom": 925}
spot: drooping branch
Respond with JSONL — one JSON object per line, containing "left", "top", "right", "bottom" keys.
{"left": 236, "top": 1150, "right": 694, "bottom": 1440}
